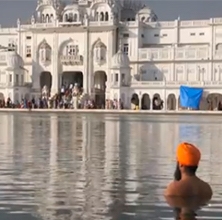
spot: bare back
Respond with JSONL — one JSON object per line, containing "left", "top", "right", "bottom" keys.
{"left": 165, "top": 176, "right": 212, "bottom": 199}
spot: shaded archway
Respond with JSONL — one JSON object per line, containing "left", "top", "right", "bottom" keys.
{"left": 167, "top": 94, "right": 176, "bottom": 110}
{"left": 153, "top": 93, "right": 162, "bottom": 110}
{"left": 131, "top": 93, "right": 139, "bottom": 109}
{"left": 0, "top": 93, "right": 4, "bottom": 101}
{"left": 0, "top": 93, "right": 4, "bottom": 107}
{"left": 61, "top": 72, "right": 83, "bottom": 88}
{"left": 206, "top": 93, "right": 222, "bottom": 110}
{"left": 94, "top": 71, "right": 107, "bottom": 108}
{"left": 141, "top": 93, "right": 150, "bottom": 110}
{"left": 40, "top": 71, "right": 52, "bottom": 91}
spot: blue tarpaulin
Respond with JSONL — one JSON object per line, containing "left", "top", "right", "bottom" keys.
{"left": 179, "top": 86, "right": 203, "bottom": 109}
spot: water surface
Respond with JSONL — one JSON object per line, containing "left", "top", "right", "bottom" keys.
{"left": 0, "top": 113, "right": 221, "bottom": 220}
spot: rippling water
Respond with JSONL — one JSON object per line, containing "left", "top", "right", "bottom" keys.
{"left": 0, "top": 112, "right": 221, "bottom": 220}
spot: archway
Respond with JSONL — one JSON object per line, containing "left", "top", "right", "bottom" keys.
{"left": 206, "top": 93, "right": 222, "bottom": 110}
{"left": 141, "top": 94, "right": 150, "bottom": 110}
{"left": 61, "top": 72, "right": 83, "bottom": 88}
{"left": 131, "top": 93, "right": 139, "bottom": 109}
{"left": 167, "top": 94, "right": 176, "bottom": 110}
{"left": 0, "top": 93, "right": 4, "bottom": 107}
{"left": 40, "top": 71, "right": 52, "bottom": 91}
{"left": 153, "top": 93, "right": 162, "bottom": 110}
{"left": 0, "top": 93, "right": 4, "bottom": 101}
{"left": 178, "top": 96, "right": 181, "bottom": 109}
{"left": 94, "top": 71, "right": 107, "bottom": 108}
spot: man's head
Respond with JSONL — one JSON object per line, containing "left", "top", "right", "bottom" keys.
{"left": 176, "top": 142, "right": 201, "bottom": 176}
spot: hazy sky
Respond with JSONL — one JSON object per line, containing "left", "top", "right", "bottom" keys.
{"left": 0, "top": 0, "right": 222, "bottom": 27}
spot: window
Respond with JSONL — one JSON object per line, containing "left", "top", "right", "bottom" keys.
{"left": 115, "top": 73, "right": 118, "bottom": 82}
{"left": 16, "top": 74, "right": 19, "bottom": 84}
{"left": 154, "top": 34, "right": 159, "bottom": 37}
{"left": 66, "top": 45, "right": 79, "bottom": 55}
{"left": 26, "top": 45, "right": 31, "bottom": 57}
{"left": 123, "top": 43, "right": 129, "bottom": 55}
{"left": 190, "top": 33, "right": 195, "bottom": 36}
{"left": 141, "top": 34, "right": 144, "bottom": 38}
{"left": 9, "top": 74, "right": 12, "bottom": 82}
{"left": 121, "top": 73, "right": 125, "bottom": 85}
{"left": 123, "top": 33, "right": 129, "bottom": 38}
{"left": 21, "top": 75, "right": 24, "bottom": 84}
{"left": 162, "top": 34, "right": 167, "bottom": 37}
{"left": 199, "top": 33, "right": 204, "bottom": 36}
{"left": 8, "top": 43, "right": 16, "bottom": 51}
{"left": 26, "top": 36, "right": 31, "bottom": 40}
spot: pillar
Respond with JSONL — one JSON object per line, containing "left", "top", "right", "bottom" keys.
{"left": 139, "top": 95, "right": 142, "bottom": 109}
{"left": 150, "top": 98, "right": 153, "bottom": 110}
{"left": 84, "top": 29, "right": 89, "bottom": 94}
{"left": 51, "top": 33, "right": 59, "bottom": 95}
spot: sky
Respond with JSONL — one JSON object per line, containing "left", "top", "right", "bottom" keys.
{"left": 0, "top": 0, "right": 222, "bottom": 27}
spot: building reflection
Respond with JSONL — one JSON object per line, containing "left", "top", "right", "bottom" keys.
{"left": 0, "top": 114, "right": 222, "bottom": 219}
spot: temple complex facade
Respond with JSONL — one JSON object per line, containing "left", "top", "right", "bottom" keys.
{"left": 1, "top": 0, "right": 222, "bottom": 109}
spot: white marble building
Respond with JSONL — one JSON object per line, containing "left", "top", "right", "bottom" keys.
{"left": 1, "top": 0, "right": 222, "bottom": 109}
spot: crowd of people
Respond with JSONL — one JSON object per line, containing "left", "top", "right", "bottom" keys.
{"left": 0, "top": 83, "right": 125, "bottom": 110}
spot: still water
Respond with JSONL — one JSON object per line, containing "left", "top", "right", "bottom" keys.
{"left": 0, "top": 112, "right": 221, "bottom": 220}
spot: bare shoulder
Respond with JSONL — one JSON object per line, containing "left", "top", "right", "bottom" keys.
{"left": 164, "top": 181, "right": 182, "bottom": 196}
{"left": 199, "top": 179, "right": 213, "bottom": 199}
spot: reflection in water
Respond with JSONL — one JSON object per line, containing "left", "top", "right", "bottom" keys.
{"left": 0, "top": 113, "right": 221, "bottom": 219}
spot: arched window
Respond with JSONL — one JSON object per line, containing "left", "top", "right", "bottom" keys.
{"left": 41, "top": 14, "right": 45, "bottom": 22}
{"left": 95, "top": 12, "right": 99, "bottom": 21}
{"left": 65, "top": 14, "right": 68, "bottom": 22}
{"left": 141, "top": 16, "right": 145, "bottom": 21}
{"left": 50, "top": 14, "right": 53, "bottom": 22}
{"left": 105, "top": 12, "right": 109, "bottom": 21}
{"left": 68, "top": 13, "right": 73, "bottom": 22}
{"left": 73, "top": 14, "right": 77, "bottom": 21}
{"left": 100, "top": 12, "right": 104, "bottom": 21}
{"left": 46, "top": 14, "right": 50, "bottom": 23}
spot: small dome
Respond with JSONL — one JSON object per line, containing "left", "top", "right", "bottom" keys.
{"left": 6, "top": 51, "right": 24, "bottom": 71}
{"left": 63, "top": 2, "right": 79, "bottom": 11}
{"left": 111, "top": 50, "right": 130, "bottom": 68}
{"left": 138, "top": 6, "right": 152, "bottom": 14}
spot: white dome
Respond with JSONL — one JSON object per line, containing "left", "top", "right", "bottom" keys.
{"left": 138, "top": 6, "right": 152, "bottom": 14}
{"left": 6, "top": 51, "right": 24, "bottom": 71}
{"left": 63, "top": 2, "right": 79, "bottom": 11}
{"left": 111, "top": 50, "right": 130, "bottom": 68}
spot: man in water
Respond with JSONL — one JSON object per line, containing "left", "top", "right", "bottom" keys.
{"left": 164, "top": 142, "right": 212, "bottom": 199}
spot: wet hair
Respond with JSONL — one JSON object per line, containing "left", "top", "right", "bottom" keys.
{"left": 174, "top": 162, "right": 198, "bottom": 180}
{"left": 174, "top": 162, "right": 181, "bottom": 181}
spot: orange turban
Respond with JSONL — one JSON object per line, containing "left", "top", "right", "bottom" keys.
{"left": 176, "top": 142, "right": 201, "bottom": 166}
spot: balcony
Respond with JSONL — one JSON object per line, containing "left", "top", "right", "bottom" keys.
{"left": 139, "top": 47, "right": 209, "bottom": 61}
{"left": 131, "top": 81, "right": 222, "bottom": 88}
{"left": 60, "top": 55, "right": 83, "bottom": 65}
{"left": 175, "top": 48, "right": 209, "bottom": 60}
{"left": 21, "top": 23, "right": 55, "bottom": 29}
{"left": 139, "top": 48, "right": 172, "bottom": 61}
